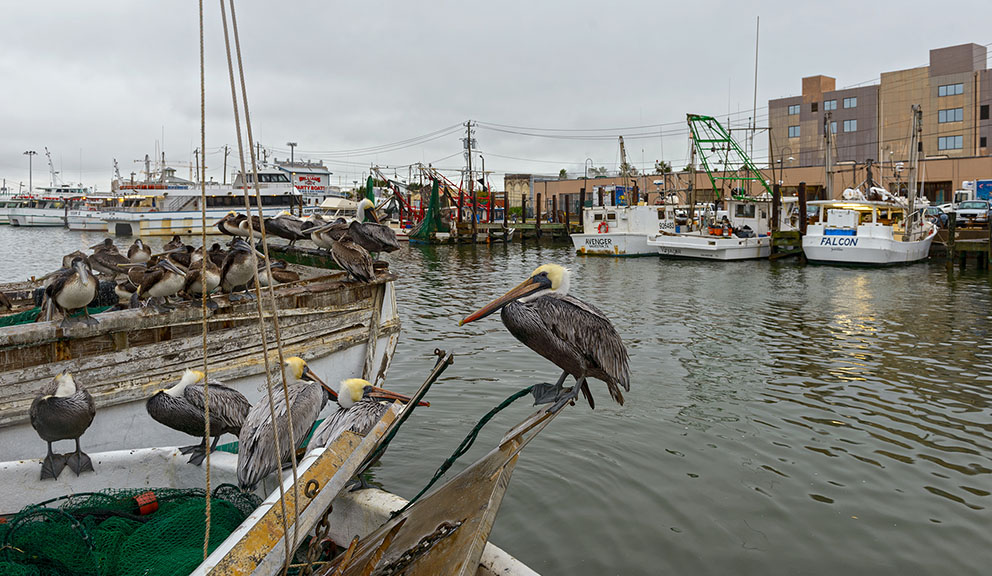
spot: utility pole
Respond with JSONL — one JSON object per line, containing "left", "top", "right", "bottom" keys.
{"left": 23, "top": 150, "right": 37, "bottom": 193}
{"left": 223, "top": 145, "right": 229, "bottom": 185}
{"left": 287, "top": 141, "right": 297, "bottom": 165}
{"left": 193, "top": 148, "right": 200, "bottom": 183}
{"left": 823, "top": 111, "right": 833, "bottom": 199}
{"left": 464, "top": 120, "right": 475, "bottom": 232}
{"left": 907, "top": 104, "right": 923, "bottom": 240}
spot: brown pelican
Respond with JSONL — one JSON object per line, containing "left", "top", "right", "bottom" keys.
{"left": 207, "top": 242, "right": 227, "bottom": 267}
{"left": 307, "top": 378, "right": 415, "bottom": 451}
{"left": 329, "top": 236, "right": 374, "bottom": 282}
{"left": 221, "top": 238, "right": 258, "bottom": 300}
{"left": 264, "top": 211, "right": 312, "bottom": 246}
{"left": 183, "top": 253, "right": 221, "bottom": 302}
{"left": 132, "top": 258, "right": 186, "bottom": 311}
{"left": 257, "top": 260, "right": 299, "bottom": 287}
{"left": 29, "top": 372, "right": 96, "bottom": 480}
{"left": 460, "top": 264, "right": 630, "bottom": 413}
{"left": 45, "top": 258, "right": 99, "bottom": 326}
{"left": 351, "top": 198, "right": 400, "bottom": 253}
{"left": 127, "top": 239, "right": 152, "bottom": 263}
{"left": 216, "top": 212, "right": 248, "bottom": 237}
{"left": 146, "top": 369, "right": 251, "bottom": 466}
{"left": 61, "top": 250, "right": 88, "bottom": 269}
{"left": 87, "top": 239, "right": 129, "bottom": 277}
{"left": 237, "top": 356, "right": 335, "bottom": 491}
{"left": 163, "top": 235, "right": 186, "bottom": 252}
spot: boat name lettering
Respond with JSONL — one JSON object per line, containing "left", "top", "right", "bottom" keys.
{"left": 584, "top": 237, "right": 613, "bottom": 248}
{"left": 820, "top": 237, "right": 858, "bottom": 247}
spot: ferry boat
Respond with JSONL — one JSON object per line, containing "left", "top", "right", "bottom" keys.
{"left": 6, "top": 184, "right": 92, "bottom": 227}
{"left": 67, "top": 165, "right": 305, "bottom": 237}
{"left": 646, "top": 196, "right": 798, "bottom": 260}
{"left": 802, "top": 191, "right": 937, "bottom": 265}
{"left": 0, "top": 195, "right": 25, "bottom": 225}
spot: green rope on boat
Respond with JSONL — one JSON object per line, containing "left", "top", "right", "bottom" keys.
{"left": 392, "top": 385, "right": 535, "bottom": 517}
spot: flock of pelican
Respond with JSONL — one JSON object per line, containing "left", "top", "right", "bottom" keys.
{"left": 30, "top": 357, "right": 418, "bottom": 488}
{"left": 26, "top": 203, "right": 633, "bottom": 492}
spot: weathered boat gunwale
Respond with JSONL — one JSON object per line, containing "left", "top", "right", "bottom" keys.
{"left": 0, "top": 268, "right": 399, "bottom": 428}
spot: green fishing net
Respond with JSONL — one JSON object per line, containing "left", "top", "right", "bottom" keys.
{"left": 0, "top": 485, "right": 260, "bottom": 576}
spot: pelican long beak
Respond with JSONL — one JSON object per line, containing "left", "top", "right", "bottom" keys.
{"left": 366, "top": 385, "right": 429, "bottom": 407}
{"left": 459, "top": 275, "right": 548, "bottom": 325}
{"left": 160, "top": 259, "right": 185, "bottom": 275}
{"left": 367, "top": 207, "right": 381, "bottom": 224}
{"left": 151, "top": 247, "right": 186, "bottom": 258}
{"left": 303, "top": 365, "right": 336, "bottom": 400}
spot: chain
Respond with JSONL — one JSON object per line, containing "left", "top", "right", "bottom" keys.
{"left": 374, "top": 521, "right": 462, "bottom": 576}
{"left": 301, "top": 505, "right": 333, "bottom": 576}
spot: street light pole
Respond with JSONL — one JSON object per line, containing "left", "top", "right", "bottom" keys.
{"left": 584, "top": 157, "right": 593, "bottom": 206}
{"left": 286, "top": 141, "right": 297, "bottom": 165}
{"left": 23, "top": 150, "right": 37, "bottom": 193}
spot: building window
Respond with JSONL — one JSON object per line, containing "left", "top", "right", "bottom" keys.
{"left": 938, "top": 83, "right": 964, "bottom": 97}
{"left": 843, "top": 97, "right": 857, "bottom": 108}
{"left": 938, "top": 108, "right": 964, "bottom": 123}
{"left": 811, "top": 102, "right": 818, "bottom": 113}
{"left": 982, "top": 136, "right": 988, "bottom": 148}
{"left": 938, "top": 135, "right": 963, "bottom": 150}
{"left": 982, "top": 105, "right": 989, "bottom": 120}
{"left": 843, "top": 119, "right": 857, "bottom": 132}
{"left": 830, "top": 121, "right": 837, "bottom": 134}
{"left": 788, "top": 104, "right": 800, "bottom": 115}
{"left": 788, "top": 125, "right": 800, "bottom": 138}
{"left": 824, "top": 99, "right": 837, "bottom": 111}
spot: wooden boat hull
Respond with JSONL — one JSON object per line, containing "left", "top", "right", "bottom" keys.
{"left": 0, "top": 269, "right": 400, "bottom": 461}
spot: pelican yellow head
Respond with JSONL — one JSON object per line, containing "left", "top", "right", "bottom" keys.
{"left": 338, "top": 378, "right": 370, "bottom": 409}
{"left": 460, "top": 263, "right": 570, "bottom": 326}
{"left": 163, "top": 369, "right": 204, "bottom": 396}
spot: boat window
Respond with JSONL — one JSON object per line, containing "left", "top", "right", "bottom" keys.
{"left": 657, "top": 208, "right": 666, "bottom": 220}
{"left": 606, "top": 212, "right": 616, "bottom": 220}
{"left": 734, "top": 204, "right": 756, "bottom": 218}
{"left": 593, "top": 213, "right": 603, "bottom": 221}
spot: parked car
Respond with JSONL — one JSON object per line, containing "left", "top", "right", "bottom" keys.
{"left": 919, "top": 206, "right": 949, "bottom": 228}
{"left": 954, "top": 200, "right": 991, "bottom": 228}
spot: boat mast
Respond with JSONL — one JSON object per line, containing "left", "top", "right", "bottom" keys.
{"left": 44, "top": 147, "right": 59, "bottom": 189}
{"left": 906, "top": 104, "right": 923, "bottom": 240}
{"left": 688, "top": 130, "right": 696, "bottom": 232}
{"left": 618, "top": 136, "right": 630, "bottom": 206}
{"left": 824, "top": 111, "right": 833, "bottom": 199}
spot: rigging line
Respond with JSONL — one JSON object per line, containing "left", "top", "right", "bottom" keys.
{"left": 268, "top": 130, "right": 464, "bottom": 158}
{"left": 269, "top": 124, "right": 464, "bottom": 156}
{"left": 218, "top": 2, "right": 294, "bottom": 574}
{"left": 198, "top": 0, "right": 213, "bottom": 560}
{"left": 229, "top": 0, "right": 303, "bottom": 565}
{"left": 475, "top": 107, "right": 770, "bottom": 133}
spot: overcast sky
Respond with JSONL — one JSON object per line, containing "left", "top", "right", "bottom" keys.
{"left": 1, "top": 0, "right": 989, "bottom": 192}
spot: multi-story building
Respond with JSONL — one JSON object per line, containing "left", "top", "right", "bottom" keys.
{"left": 768, "top": 43, "right": 992, "bottom": 202}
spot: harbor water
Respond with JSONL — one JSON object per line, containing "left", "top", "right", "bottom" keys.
{"left": 2, "top": 226, "right": 991, "bottom": 575}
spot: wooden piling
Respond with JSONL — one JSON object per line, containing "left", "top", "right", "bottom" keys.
{"left": 947, "top": 212, "right": 956, "bottom": 272}
{"left": 563, "top": 195, "right": 571, "bottom": 236}
{"left": 771, "top": 183, "right": 781, "bottom": 233}
{"left": 536, "top": 192, "right": 542, "bottom": 238}
{"left": 521, "top": 196, "right": 527, "bottom": 224}
{"left": 797, "top": 181, "right": 808, "bottom": 236}
{"left": 552, "top": 195, "right": 558, "bottom": 224}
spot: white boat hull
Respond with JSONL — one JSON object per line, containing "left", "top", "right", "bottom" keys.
{"left": 571, "top": 232, "right": 655, "bottom": 256}
{"left": 99, "top": 208, "right": 293, "bottom": 237}
{"left": 7, "top": 208, "right": 66, "bottom": 227}
{"left": 66, "top": 210, "right": 114, "bottom": 230}
{"left": 647, "top": 233, "right": 771, "bottom": 260}
{"left": 803, "top": 227, "right": 937, "bottom": 265}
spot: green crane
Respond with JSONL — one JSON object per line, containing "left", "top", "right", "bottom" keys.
{"left": 687, "top": 114, "right": 771, "bottom": 200}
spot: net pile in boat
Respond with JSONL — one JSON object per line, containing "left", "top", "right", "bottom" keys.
{"left": 0, "top": 484, "right": 260, "bottom": 576}
{"left": 408, "top": 179, "right": 448, "bottom": 242}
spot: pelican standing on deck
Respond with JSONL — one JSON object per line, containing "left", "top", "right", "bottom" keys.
{"left": 237, "top": 357, "right": 335, "bottom": 491}
{"left": 307, "top": 378, "right": 416, "bottom": 451}
{"left": 87, "top": 239, "right": 129, "bottom": 277}
{"left": 131, "top": 258, "right": 186, "bottom": 311}
{"left": 350, "top": 198, "right": 400, "bottom": 254}
{"left": 264, "top": 211, "right": 313, "bottom": 246}
{"left": 146, "top": 369, "right": 251, "bottom": 466}
{"left": 460, "top": 264, "right": 630, "bottom": 412}
{"left": 30, "top": 372, "right": 96, "bottom": 480}
{"left": 45, "top": 258, "right": 99, "bottom": 326}
{"left": 221, "top": 238, "right": 258, "bottom": 300}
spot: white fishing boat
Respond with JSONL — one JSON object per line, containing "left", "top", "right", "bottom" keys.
{"left": 802, "top": 196, "right": 937, "bottom": 265}
{"left": 571, "top": 203, "right": 675, "bottom": 256}
{"left": 0, "top": 195, "right": 25, "bottom": 225}
{"left": 647, "top": 197, "right": 786, "bottom": 260}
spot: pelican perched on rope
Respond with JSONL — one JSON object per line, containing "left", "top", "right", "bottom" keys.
{"left": 146, "top": 369, "right": 251, "bottom": 466}
{"left": 307, "top": 378, "right": 419, "bottom": 451}
{"left": 237, "top": 357, "right": 335, "bottom": 491}
{"left": 460, "top": 263, "right": 630, "bottom": 412}
{"left": 30, "top": 372, "right": 96, "bottom": 480}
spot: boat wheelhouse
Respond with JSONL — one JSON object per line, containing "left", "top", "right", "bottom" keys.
{"left": 802, "top": 198, "right": 937, "bottom": 265}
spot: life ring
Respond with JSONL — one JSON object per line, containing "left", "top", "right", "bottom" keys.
{"left": 597, "top": 221, "right": 609, "bottom": 234}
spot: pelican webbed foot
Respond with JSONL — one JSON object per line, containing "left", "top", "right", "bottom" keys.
{"left": 547, "top": 376, "right": 587, "bottom": 414}
{"left": 65, "top": 443, "right": 94, "bottom": 476}
{"left": 81, "top": 312, "right": 100, "bottom": 326}
{"left": 205, "top": 298, "right": 219, "bottom": 311}
{"left": 533, "top": 370, "right": 570, "bottom": 405}
{"left": 347, "top": 474, "right": 376, "bottom": 492}
{"left": 40, "top": 449, "right": 66, "bottom": 481}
